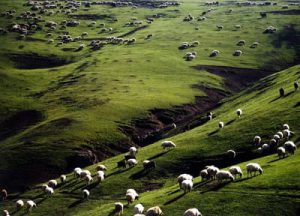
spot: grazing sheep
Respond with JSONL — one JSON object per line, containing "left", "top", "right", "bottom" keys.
{"left": 82, "top": 189, "right": 90, "bottom": 200}
{"left": 44, "top": 186, "right": 54, "bottom": 197}
{"left": 84, "top": 175, "right": 93, "bottom": 185}
{"left": 283, "top": 129, "right": 291, "bottom": 140}
{"left": 143, "top": 160, "right": 156, "bottom": 170}
{"left": 277, "top": 131, "right": 284, "bottom": 139}
{"left": 97, "top": 171, "right": 105, "bottom": 182}
{"left": 60, "top": 175, "right": 66, "bottom": 184}
{"left": 236, "top": 109, "right": 243, "bottom": 117}
{"left": 264, "top": 26, "right": 277, "bottom": 34}
{"left": 117, "top": 160, "right": 127, "bottom": 168}
{"left": 1, "top": 189, "right": 7, "bottom": 200}
{"left": 134, "top": 204, "right": 145, "bottom": 214}
{"left": 260, "top": 12, "right": 267, "bottom": 18}
{"left": 126, "top": 189, "right": 139, "bottom": 204}
{"left": 185, "top": 52, "right": 196, "bottom": 61}
{"left": 191, "top": 41, "right": 200, "bottom": 47}
{"left": 250, "top": 42, "right": 259, "bottom": 48}
{"left": 177, "top": 174, "right": 193, "bottom": 187}
{"left": 216, "top": 170, "right": 234, "bottom": 182}
{"left": 279, "top": 88, "right": 285, "bottom": 97}
{"left": 48, "top": 179, "right": 57, "bottom": 188}
{"left": 127, "top": 158, "right": 138, "bottom": 167}
{"left": 254, "top": 136, "right": 262, "bottom": 146}
{"left": 16, "top": 199, "right": 24, "bottom": 210}
{"left": 233, "top": 50, "right": 242, "bottom": 56}
{"left": 129, "top": 147, "right": 138, "bottom": 157}
{"left": 97, "top": 164, "right": 107, "bottom": 171}
{"left": 80, "top": 170, "right": 91, "bottom": 178}
{"left": 200, "top": 169, "right": 209, "bottom": 181}
{"left": 206, "top": 165, "right": 219, "bottom": 179}
{"left": 219, "top": 121, "right": 224, "bottom": 129}
{"left": 161, "top": 141, "right": 176, "bottom": 150}
{"left": 237, "top": 40, "right": 245, "bottom": 46}
{"left": 179, "top": 42, "right": 190, "bottom": 49}
{"left": 283, "top": 124, "right": 290, "bottom": 130}
{"left": 229, "top": 166, "right": 243, "bottom": 178}
{"left": 183, "top": 208, "right": 202, "bottom": 216}
{"left": 273, "top": 134, "right": 280, "bottom": 142}
{"left": 261, "top": 143, "right": 270, "bottom": 152}
{"left": 277, "top": 147, "right": 286, "bottom": 159}
{"left": 210, "top": 50, "right": 220, "bottom": 57}
{"left": 284, "top": 141, "right": 297, "bottom": 155}
{"left": 2, "top": 210, "right": 9, "bottom": 216}
{"left": 294, "top": 81, "right": 299, "bottom": 91}
{"left": 125, "top": 155, "right": 136, "bottom": 161}
{"left": 146, "top": 206, "right": 163, "bottom": 216}
{"left": 270, "top": 139, "right": 277, "bottom": 148}
{"left": 207, "top": 112, "right": 213, "bottom": 120}
{"left": 26, "top": 200, "right": 36, "bottom": 212}
{"left": 74, "top": 167, "right": 82, "bottom": 178}
{"left": 235, "top": 25, "right": 241, "bottom": 30}
{"left": 246, "top": 163, "right": 263, "bottom": 177}
{"left": 216, "top": 25, "right": 223, "bottom": 30}
{"left": 181, "top": 179, "right": 193, "bottom": 193}
{"left": 115, "top": 202, "right": 123, "bottom": 216}
{"left": 227, "top": 150, "right": 236, "bottom": 158}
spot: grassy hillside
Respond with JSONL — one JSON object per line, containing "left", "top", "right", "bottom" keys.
{"left": 1, "top": 64, "right": 299, "bottom": 215}
{"left": 0, "top": 0, "right": 299, "bottom": 189}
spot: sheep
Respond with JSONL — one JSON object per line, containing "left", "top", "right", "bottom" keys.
{"left": 273, "top": 134, "right": 280, "bottom": 142}
{"left": 16, "top": 199, "right": 24, "bottom": 210}
{"left": 44, "top": 186, "right": 54, "bottom": 197}
{"left": 117, "top": 160, "right": 127, "bottom": 168}
{"left": 229, "top": 166, "right": 243, "bottom": 178}
{"left": 183, "top": 208, "right": 202, "bottom": 216}
{"left": 126, "top": 189, "right": 139, "bottom": 204}
{"left": 216, "top": 25, "right": 223, "bottom": 31}
{"left": 264, "top": 26, "right": 277, "bottom": 34}
{"left": 236, "top": 109, "right": 243, "bottom": 117}
{"left": 210, "top": 50, "right": 220, "bottom": 57}
{"left": 127, "top": 158, "right": 138, "bottom": 167}
{"left": 179, "top": 42, "right": 190, "bottom": 50}
{"left": 125, "top": 155, "right": 136, "bottom": 161}
{"left": 114, "top": 202, "right": 123, "bottom": 216}
{"left": 185, "top": 52, "right": 196, "bottom": 61}
{"left": 84, "top": 175, "right": 93, "bottom": 185}
{"left": 283, "top": 129, "right": 291, "bottom": 140}
{"left": 294, "top": 81, "right": 299, "bottom": 91}
{"left": 161, "top": 141, "right": 176, "bottom": 150}
{"left": 177, "top": 174, "right": 193, "bottom": 187}
{"left": 237, "top": 40, "right": 245, "bottom": 46}
{"left": 181, "top": 179, "right": 193, "bottom": 193}
{"left": 129, "top": 146, "right": 138, "bottom": 156}
{"left": 246, "top": 163, "right": 263, "bottom": 177}
{"left": 250, "top": 42, "right": 259, "bottom": 48}
{"left": 284, "top": 141, "right": 297, "bottom": 155}
{"left": 260, "top": 12, "right": 267, "bottom": 18}
{"left": 283, "top": 124, "right": 290, "bottom": 130}
{"left": 74, "top": 167, "right": 82, "bottom": 178}
{"left": 191, "top": 41, "right": 200, "bottom": 47}
{"left": 26, "top": 200, "right": 36, "bottom": 212}
{"left": 95, "top": 164, "right": 107, "bottom": 171}
{"left": 253, "top": 136, "right": 261, "bottom": 146}
{"left": 134, "top": 204, "right": 145, "bottom": 214}
{"left": 279, "top": 88, "right": 285, "bottom": 97}
{"left": 2, "top": 210, "right": 9, "bottom": 216}
{"left": 282, "top": 5, "right": 289, "bottom": 9}
{"left": 1, "top": 189, "right": 7, "bottom": 200}
{"left": 80, "top": 170, "right": 91, "bottom": 178}
{"left": 143, "top": 160, "right": 156, "bottom": 170}
{"left": 97, "top": 170, "right": 105, "bottom": 182}
{"left": 206, "top": 165, "right": 219, "bottom": 179}
{"left": 233, "top": 50, "right": 243, "bottom": 56}
{"left": 48, "top": 179, "right": 57, "bottom": 188}
{"left": 207, "top": 112, "right": 213, "bottom": 120}
{"left": 146, "top": 206, "right": 163, "bottom": 216}
{"left": 227, "top": 150, "right": 236, "bottom": 158}
{"left": 216, "top": 170, "right": 234, "bottom": 182}
{"left": 60, "top": 175, "right": 66, "bottom": 184}
{"left": 277, "top": 131, "right": 284, "bottom": 139}
{"left": 200, "top": 169, "right": 209, "bottom": 181}
{"left": 219, "top": 121, "right": 224, "bottom": 129}
{"left": 261, "top": 143, "right": 270, "bottom": 152}
{"left": 82, "top": 189, "right": 90, "bottom": 200}
{"left": 270, "top": 138, "right": 277, "bottom": 148}
{"left": 277, "top": 147, "right": 286, "bottom": 159}
{"left": 235, "top": 25, "right": 241, "bottom": 30}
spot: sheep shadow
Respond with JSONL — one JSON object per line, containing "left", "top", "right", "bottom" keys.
{"left": 60, "top": 178, "right": 79, "bottom": 189}
{"left": 200, "top": 181, "right": 230, "bottom": 194}
{"left": 106, "top": 167, "right": 131, "bottom": 178}
{"left": 270, "top": 96, "right": 281, "bottom": 103}
{"left": 129, "top": 169, "right": 151, "bottom": 180}
{"left": 167, "top": 188, "right": 180, "bottom": 195}
{"left": 85, "top": 181, "right": 100, "bottom": 190}
{"left": 208, "top": 129, "right": 218, "bottom": 136}
{"left": 267, "top": 157, "right": 285, "bottom": 163}
{"left": 225, "top": 119, "right": 235, "bottom": 126}
{"left": 163, "top": 193, "right": 185, "bottom": 206}
{"left": 147, "top": 151, "right": 169, "bottom": 160}
{"left": 233, "top": 177, "right": 250, "bottom": 183}
{"left": 193, "top": 180, "right": 212, "bottom": 189}
{"left": 68, "top": 199, "right": 84, "bottom": 208}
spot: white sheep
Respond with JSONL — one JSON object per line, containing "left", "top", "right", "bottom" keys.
{"left": 276, "top": 131, "right": 284, "bottom": 139}
{"left": 253, "top": 136, "right": 261, "bottom": 146}
{"left": 134, "top": 203, "right": 145, "bottom": 214}
{"left": 48, "top": 179, "right": 57, "bottom": 188}
{"left": 236, "top": 109, "right": 242, "bottom": 117}
{"left": 84, "top": 175, "right": 93, "bottom": 185}
{"left": 219, "top": 122, "right": 224, "bottom": 129}
{"left": 80, "top": 170, "right": 91, "bottom": 178}
{"left": 277, "top": 147, "right": 286, "bottom": 159}
{"left": 97, "top": 171, "right": 105, "bottom": 182}
{"left": 229, "top": 166, "right": 243, "bottom": 178}
{"left": 60, "top": 175, "right": 66, "bottom": 184}
{"left": 146, "top": 206, "right": 163, "bottom": 216}
{"left": 200, "top": 169, "right": 209, "bottom": 181}
{"left": 233, "top": 50, "right": 242, "bottom": 56}
{"left": 126, "top": 189, "right": 139, "bottom": 204}
{"left": 161, "top": 141, "right": 176, "bottom": 150}
{"left": 183, "top": 208, "right": 202, "bottom": 216}
{"left": 181, "top": 179, "right": 193, "bottom": 193}
{"left": 206, "top": 165, "right": 219, "bottom": 179}
{"left": 26, "top": 200, "right": 36, "bottom": 212}
{"left": 96, "top": 164, "right": 107, "bottom": 171}
{"left": 250, "top": 42, "right": 259, "bottom": 48}
{"left": 261, "top": 143, "right": 270, "bottom": 152}
{"left": 74, "top": 167, "right": 82, "bottom": 178}
{"left": 177, "top": 174, "right": 193, "bottom": 187}
{"left": 2, "top": 210, "right": 9, "bottom": 216}
{"left": 127, "top": 158, "right": 138, "bottom": 167}
{"left": 283, "top": 129, "right": 291, "bottom": 140}
{"left": 44, "top": 186, "right": 54, "bottom": 197}
{"left": 16, "top": 199, "right": 24, "bottom": 210}
{"left": 246, "top": 163, "right": 263, "bottom": 177}
{"left": 283, "top": 124, "right": 290, "bottom": 130}
{"left": 210, "top": 50, "right": 220, "bottom": 57}
{"left": 115, "top": 202, "right": 123, "bottom": 216}
{"left": 216, "top": 170, "right": 234, "bottom": 182}
{"left": 82, "top": 189, "right": 90, "bottom": 199}
{"left": 273, "top": 134, "right": 280, "bottom": 141}
{"left": 284, "top": 141, "right": 297, "bottom": 155}
{"left": 227, "top": 150, "right": 236, "bottom": 158}
{"left": 129, "top": 147, "right": 138, "bottom": 156}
